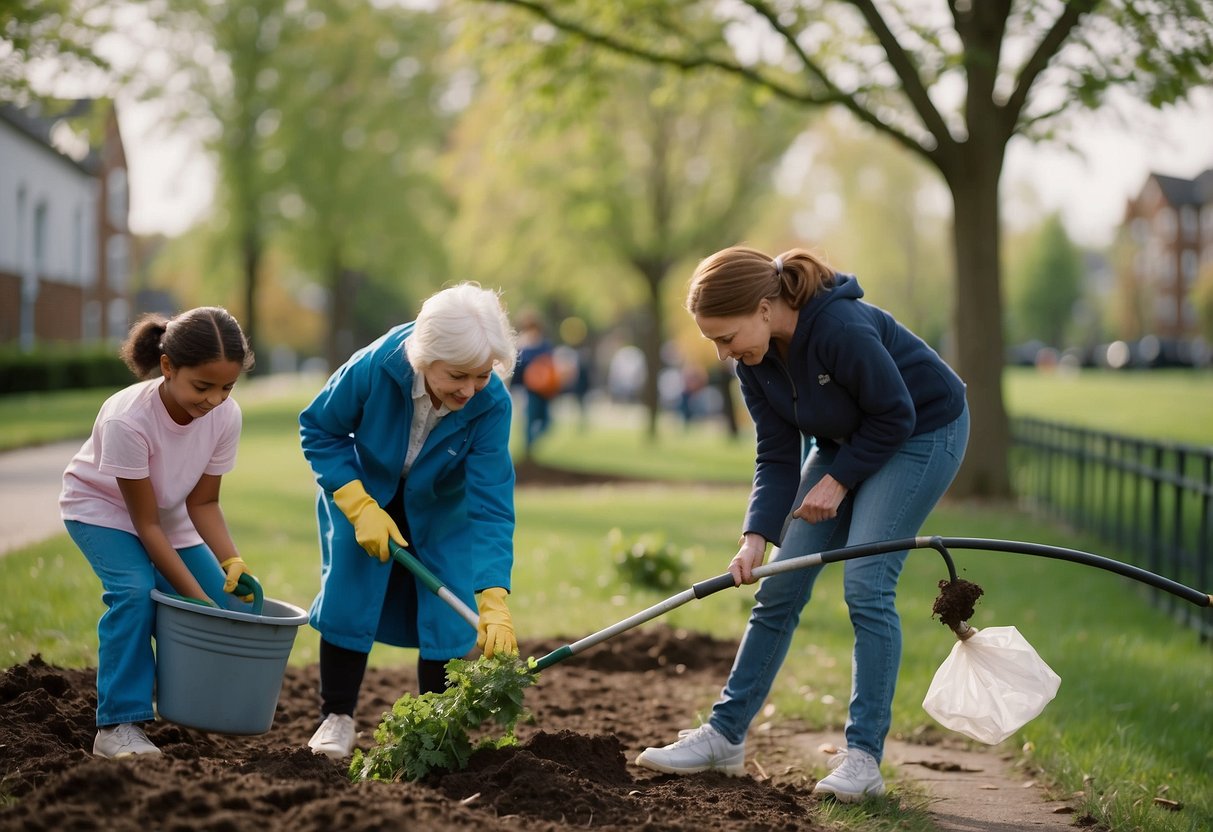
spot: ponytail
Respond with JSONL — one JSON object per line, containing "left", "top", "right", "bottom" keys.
{"left": 686, "top": 245, "right": 835, "bottom": 319}
{"left": 119, "top": 307, "right": 254, "bottom": 380}
{"left": 120, "top": 315, "right": 170, "bottom": 379}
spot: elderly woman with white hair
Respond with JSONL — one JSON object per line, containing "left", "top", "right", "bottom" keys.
{"left": 299, "top": 282, "right": 520, "bottom": 760}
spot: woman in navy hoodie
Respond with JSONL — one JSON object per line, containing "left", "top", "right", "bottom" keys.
{"left": 637, "top": 245, "right": 969, "bottom": 802}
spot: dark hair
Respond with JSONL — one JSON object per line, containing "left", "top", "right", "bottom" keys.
{"left": 685, "top": 245, "right": 835, "bottom": 318}
{"left": 120, "top": 307, "right": 255, "bottom": 380}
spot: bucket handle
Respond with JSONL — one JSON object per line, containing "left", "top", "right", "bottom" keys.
{"left": 235, "top": 574, "right": 266, "bottom": 615}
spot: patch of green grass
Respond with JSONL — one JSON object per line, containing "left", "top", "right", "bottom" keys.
{"left": 0, "top": 536, "right": 105, "bottom": 667}
{"left": 1005, "top": 367, "right": 1213, "bottom": 445}
{"left": 0, "top": 387, "right": 121, "bottom": 452}
{"left": 526, "top": 402, "right": 754, "bottom": 483}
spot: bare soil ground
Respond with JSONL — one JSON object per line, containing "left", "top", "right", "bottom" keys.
{"left": 0, "top": 624, "right": 1082, "bottom": 832}
{"left": 0, "top": 461, "right": 1083, "bottom": 831}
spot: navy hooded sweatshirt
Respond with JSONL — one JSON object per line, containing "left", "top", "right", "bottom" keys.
{"left": 735, "top": 273, "right": 966, "bottom": 544}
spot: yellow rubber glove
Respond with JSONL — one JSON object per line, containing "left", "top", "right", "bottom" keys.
{"left": 475, "top": 587, "right": 517, "bottom": 658}
{"left": 219, "top": 556, "right": 255, "bottom": 603}
{"left": 332, "top": 479, "right": 406, "bottom": 563}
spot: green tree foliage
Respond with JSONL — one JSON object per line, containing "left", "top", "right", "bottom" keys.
{"left": 142, "top": 228, "right": 326, "bottom": 358}
{"left": 769, "top": 112, "right": 953, "bottom": 348}
{"left": 150, "top": 0, "right": 453, "bottom": 369}
{"left": 268, "top": 0, "right": 453, "bottom": 368}
{"left": 1193, "top": 263, "right": 1213, "bottom": 346}
{"left": 1107, "top": 227, "right": 1151, "bottom": 341}
{"left": 474, "top": 0, "right": 1213, "bottom": 498}
{"left": 1009, "top": 214, "right": 1085, "bottom": 348}
{"left": 150, "top": 0, "right": 289, "bottom": 361}
{"left": 447, "top": 31, "right": 803, "bottom": 433}
{"left": 0, "top": 0, "right": 116, "bottom": 103}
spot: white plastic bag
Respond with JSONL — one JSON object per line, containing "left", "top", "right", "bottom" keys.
{"left": 922, "top": 625, "right": 1061, "bottom": 744}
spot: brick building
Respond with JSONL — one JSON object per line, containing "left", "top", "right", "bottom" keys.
{"left": 0, "top": 100, "right": 132, "bottom": 349}
{"left": 1121, "top": 169, "right": 1213, "bottom": 340}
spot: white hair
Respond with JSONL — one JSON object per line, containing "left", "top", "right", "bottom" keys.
{"left": 406, "top": 282, "right": 517, "bottom": 376}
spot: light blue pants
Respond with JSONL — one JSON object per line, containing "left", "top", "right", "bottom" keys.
{"left": 65, "top": 520, "right": 245, "bottom": 727}
{"left": 709, "top": 404, "right": 969, "bottom": 761}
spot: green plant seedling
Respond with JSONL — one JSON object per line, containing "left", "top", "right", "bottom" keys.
{"left": 349, "top": 653, "right": 538, "bottom": 782}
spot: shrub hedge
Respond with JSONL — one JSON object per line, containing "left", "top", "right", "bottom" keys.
{"left": 0, "top": 348, "right": 132, "bottom": 394}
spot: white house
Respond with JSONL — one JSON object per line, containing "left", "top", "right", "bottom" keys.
{"left": 0, "top": 100, "right": 131, "bottom": 348}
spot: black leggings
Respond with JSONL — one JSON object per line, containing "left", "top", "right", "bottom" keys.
{"left": 319, "top": 639, "right": 448, "bottom": 716}
{"left": 318, "top": 478, "right": 450, "bottom": 717}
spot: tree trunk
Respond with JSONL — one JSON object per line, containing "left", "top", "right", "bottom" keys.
{"left": 714, "top": 361, "right": 739, "bottom": 438}
{"left": 945, "top": 149, "right": 1012, "bottom": 499}
{"left": 640, "top": 264, "right": 665, "bottom": 439}
{"left": 326, "top": 265, "right": 359, "bottom": 372}
{"left": 241, "top": 229, "right": 260, "bottom": 371}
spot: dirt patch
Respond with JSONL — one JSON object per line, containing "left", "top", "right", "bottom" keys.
{"left": 513, "top": 459, "right": 645, "bottom": 487}
{"left": 0, "top": 626, "right": 840, "bottom": 831}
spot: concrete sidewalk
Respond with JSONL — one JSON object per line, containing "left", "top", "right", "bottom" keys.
{"left": 0, "top": 440, "right": 78, "bottom": 555}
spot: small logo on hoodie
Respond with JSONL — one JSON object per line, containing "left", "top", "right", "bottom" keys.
{"left": 818, "top": 374, "right": 831, "bottom": 386}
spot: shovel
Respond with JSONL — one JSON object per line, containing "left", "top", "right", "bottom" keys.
{"left": 388, "top": 539, "right": 480, "bottom": 630}
{"left": 530, "top": 535, "right": 1212, "bottom": 671}
{"left": 386, "top": 534, "right": 1210, "bottom": 670}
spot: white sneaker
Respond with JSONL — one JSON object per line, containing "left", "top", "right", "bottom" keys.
{"left": 812, "top": 747, "right": 885, "bottom": 802}
{"left": 308, "top": 713, "right": 357, "bottom": 760}
{"left": 93, "top": 723, "right": 162, "bottom": 759}
{"left": 634, "top": 724, "right": 746, "bottom": 776}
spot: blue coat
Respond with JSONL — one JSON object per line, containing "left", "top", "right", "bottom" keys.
{"left": 299, "top": 322, "right": 515, "bottom": 658}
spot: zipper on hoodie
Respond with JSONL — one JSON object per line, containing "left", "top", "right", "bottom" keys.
{"left": 770, "top": 352, "right": 799, "bottom": 422}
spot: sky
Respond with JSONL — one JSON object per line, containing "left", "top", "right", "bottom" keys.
{"left": 1002, "top": 88, "right": 1213, "bottom": 246}
{"left": 117, "top": 88, "right": 1213, "bottom": 248}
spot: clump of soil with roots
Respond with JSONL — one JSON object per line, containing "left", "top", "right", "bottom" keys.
{"left": 931, "top": 578, "right": 985, "bottom": 633}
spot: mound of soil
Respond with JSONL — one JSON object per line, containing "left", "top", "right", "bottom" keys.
{"left": 0, "top": 626, "right": 832, "bottom": 831}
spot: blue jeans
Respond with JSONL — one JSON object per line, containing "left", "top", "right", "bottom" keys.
{"left": 65, "top": 520, "right": 244, "bottom": 727}
{"left": 709, "top": 404, "right": 969, "bottom": 761}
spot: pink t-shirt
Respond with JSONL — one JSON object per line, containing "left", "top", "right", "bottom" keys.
{"left": 59, "top": 378, "right": 243, "bottom": 548}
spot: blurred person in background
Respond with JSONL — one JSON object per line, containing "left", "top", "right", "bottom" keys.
{"left": 512, "top": 310, "right": 559, "bottom": 458}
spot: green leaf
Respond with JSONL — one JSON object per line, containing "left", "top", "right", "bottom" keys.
{"left": 349, "top": 654, "right": 538, "bottom": 782}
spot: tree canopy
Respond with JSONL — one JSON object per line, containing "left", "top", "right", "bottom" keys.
{"left": 476, "top": 0, "right": 1213, "bottom": 497}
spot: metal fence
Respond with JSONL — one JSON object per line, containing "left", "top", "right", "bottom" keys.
{"left": 1011, "top": 417, "right": 1213, "bottom": 641}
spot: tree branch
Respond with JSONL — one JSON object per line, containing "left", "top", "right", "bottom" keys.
{"left": 738, "top": 1, "right": 932, "bottom": 162}
{"left": 485, "top": 0, "right": 812, "bottom": 102}
{"left": 1003, "top": 0, "right": 1098, "bottom": 136}
{"left": 842, "top": 0, "right": 955, "bottom": 152}
{"left": 486, "top": 0, "right": 936, "bottom": 165}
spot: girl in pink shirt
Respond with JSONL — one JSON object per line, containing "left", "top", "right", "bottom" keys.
{"left": 60, "top": 307, "right": 256, "bottom": 759}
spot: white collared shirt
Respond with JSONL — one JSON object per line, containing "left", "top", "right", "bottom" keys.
{"left": 403, "top": 367, "right": 448, "bottom": 477}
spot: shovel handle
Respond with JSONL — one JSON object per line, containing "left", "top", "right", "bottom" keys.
{"left": 389, "top": 540, "right": 480, "bottom": 631}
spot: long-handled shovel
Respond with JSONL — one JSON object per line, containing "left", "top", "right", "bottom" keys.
{"left": 358, "top": 535, "right": 1209, "bottom": 775}
{"left": 389, "top": 540, "right": 480, "bottom": 631}
{"left": 530, "top": 535, "right": 1212, "bottom": 671}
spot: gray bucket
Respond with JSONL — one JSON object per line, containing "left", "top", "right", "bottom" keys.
{"left": 151, "top": 589, "right": 309, "bottom": 735}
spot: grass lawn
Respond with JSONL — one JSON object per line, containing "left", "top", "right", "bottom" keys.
{"left": 1, "top": 371, "right": 1211, "bottom": 831}
{"left": 0, "top": 387, "right": 121, "bottom": 452}
{"left": 1004, "top": 366, "right": 1213, "bottom": 446}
